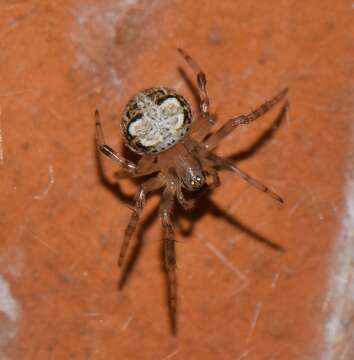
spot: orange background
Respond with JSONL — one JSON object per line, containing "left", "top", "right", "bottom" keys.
{"left": 1, "top": 1, "right": 353, "bottom": 359}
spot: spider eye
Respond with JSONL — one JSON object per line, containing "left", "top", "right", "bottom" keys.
{"left": 187, "top": 174, "right": 205, "bottom": 191}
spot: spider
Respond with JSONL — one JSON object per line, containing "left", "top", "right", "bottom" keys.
{"left": 95, "top": 48, "right": 288, "bottom": 332}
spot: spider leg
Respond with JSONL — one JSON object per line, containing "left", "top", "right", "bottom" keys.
{"left": 159, "top": 186, "right": 178, "bottom": 333}
{"left": 203, "top": 88, "right": 288, "bottom": 151}
{"left": 95, "top": 110, "right": 137, "bottom": 173}
{"left": 209, "top": 153, "right": 284, "bottom": 203}
{"left": 132, "top": 156, "right": 159, "bottom": 177}
{"left": 119, "top": 177, "right": 164, "bottom": 266}
{"left": 115, "top": 156, "right": 159, "bottom": 179}
{"left": 178, "top": 48, "right": 214, "bottom": 141}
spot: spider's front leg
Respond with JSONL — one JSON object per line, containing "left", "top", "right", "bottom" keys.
{"left": 203, "top": 88, "right": 289, "bottom": 151}
{"left": 159, "top": 186, "right": 178, "bottom": 333}
{"left": 95, "top": 110, "right": 137, "bottom": 173}
{"left": 178, "top": 48, "right": 214, "bottom": 141}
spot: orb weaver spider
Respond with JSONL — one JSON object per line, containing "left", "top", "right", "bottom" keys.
{"left": 95, "top": 48, "right": 288, "bottom": 332}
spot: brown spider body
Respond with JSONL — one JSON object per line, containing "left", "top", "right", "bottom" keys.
{"left": 95, "top": 48, "right": 288, "bottom": 333}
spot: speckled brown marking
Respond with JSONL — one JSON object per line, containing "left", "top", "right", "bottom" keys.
{"left": 121, "top": 87, "right": 192, "bottom": 155}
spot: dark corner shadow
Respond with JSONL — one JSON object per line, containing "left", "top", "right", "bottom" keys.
{"left": 229, "top": 102, "right": 289, "bottom": 163}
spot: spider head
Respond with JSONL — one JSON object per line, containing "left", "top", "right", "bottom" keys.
{"left": 183, "top": 169, "right": 205, "bottom": 191}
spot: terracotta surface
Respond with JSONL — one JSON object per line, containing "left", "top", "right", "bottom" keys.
{"left": 1, "top": 1, "right": 353, "bottom": 359}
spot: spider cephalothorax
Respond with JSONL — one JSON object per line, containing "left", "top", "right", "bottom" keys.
{"left": 95, "top": 48, "right": 288, "bottom": 333}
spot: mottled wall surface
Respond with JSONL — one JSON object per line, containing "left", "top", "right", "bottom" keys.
{"left": 0, "top": 1, "right": 353, "bottom": 359}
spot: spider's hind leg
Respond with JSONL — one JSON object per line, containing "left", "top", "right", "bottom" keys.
{"left": 119, "top": 177, "right": 164, "bottom": 266}
{"left": 159, "top": 186, "right": 178, "bottom": 333}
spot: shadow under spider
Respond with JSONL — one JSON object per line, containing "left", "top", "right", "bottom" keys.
{"left": 177, "top": 196, "right": 284, "bottom": 252}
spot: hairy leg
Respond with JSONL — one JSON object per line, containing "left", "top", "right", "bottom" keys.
{"left": 119, "top": 176, "right": 164, "bottom": 266}
{"left": 208, "top": 153, "right": 283, "bottom": 203}
{"left": 159, "top": 186, "right": 178, "bottom": 332}
{"left": 203, "top": 88, "right": 288, "bottom": 151}
{"left": 178, "top": 48, "right": 214, "bottom": 141}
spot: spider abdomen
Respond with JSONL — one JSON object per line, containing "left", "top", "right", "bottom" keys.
{"left": 121, "top": 87, "right": 192, "bottom": 155}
